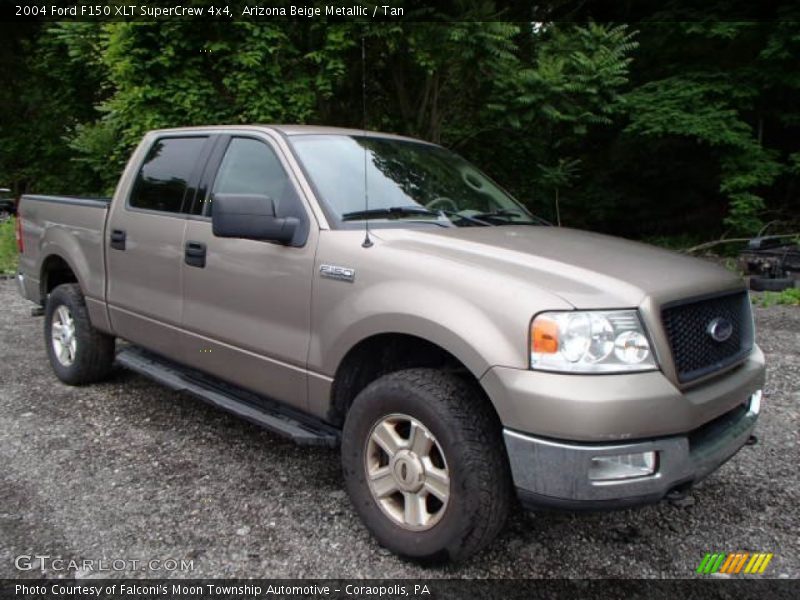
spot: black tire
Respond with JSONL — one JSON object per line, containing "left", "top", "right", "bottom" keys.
{"left": 44, "top": 283, "right": 115, "bottom": 385}
{"left": 341, "top": 368, "right": 512, "bottom": 562}
{"left": 749, "top": 276, "right": 794, "bottom": 292}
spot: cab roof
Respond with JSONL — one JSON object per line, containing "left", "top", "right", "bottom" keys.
{"left": 147, "top": 124, "right": 433, "bottom": 145}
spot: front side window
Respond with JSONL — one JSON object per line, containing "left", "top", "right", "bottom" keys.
{"left": 209, "top": 138, "right": 295, "bottom": 215}
{"left": 129, "top": 137, "right": 207, "bottom": 213}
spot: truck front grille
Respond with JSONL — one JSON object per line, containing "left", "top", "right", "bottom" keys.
{"left": 661, "top": 291, "right": 753, "bottom": 383}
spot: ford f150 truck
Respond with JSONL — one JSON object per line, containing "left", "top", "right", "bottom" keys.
{"left": 16, "top": 125, "right": 765, "bottom": 561}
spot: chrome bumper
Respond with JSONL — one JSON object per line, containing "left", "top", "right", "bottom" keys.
{"left": 505, "top": 390, "right": 760, "bottom": 510}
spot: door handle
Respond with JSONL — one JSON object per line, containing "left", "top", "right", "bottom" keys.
{"left": 110, "top": 229, "right": 126, "bottom": 250}
{"left": 184, "top": 241, "right": 207, "bottom": 268}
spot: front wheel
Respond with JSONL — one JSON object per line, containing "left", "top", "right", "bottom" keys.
{"left": 341, "top": 369, "right": 512, "bottom": 562}
{"left": 44, "top": 283, "right": 115, "bottom": 385}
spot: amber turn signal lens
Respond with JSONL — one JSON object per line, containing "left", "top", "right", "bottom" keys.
{"left": 532, "top": 317, "right": 559, "bottom": 354}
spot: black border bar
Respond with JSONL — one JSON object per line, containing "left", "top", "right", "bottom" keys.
{"left": 2, "top": 579, "right": 799, "bottom": 600}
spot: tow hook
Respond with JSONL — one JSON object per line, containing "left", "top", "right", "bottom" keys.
{"left": 666, "top": 482, "right": 694, "bottom": 505}
{"left": 746, "top": 434, "right": 758, "bottom": 446}
{"left": 666, "top": 488, "right": 687, "bottom": 501}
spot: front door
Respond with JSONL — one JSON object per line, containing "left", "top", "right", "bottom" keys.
{"left": 180, "top": 134, "right": 317, "bottom": 411}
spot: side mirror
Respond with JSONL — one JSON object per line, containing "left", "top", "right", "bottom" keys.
{"left": 211, "top": 193, "right": 298, "bottom": 244}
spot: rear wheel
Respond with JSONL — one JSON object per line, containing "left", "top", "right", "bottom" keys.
{"left": 44, "top": 283, "right": 115, "bottom": 385}
{"left": 341, "top": 368, "right": 512, "bottom": 562}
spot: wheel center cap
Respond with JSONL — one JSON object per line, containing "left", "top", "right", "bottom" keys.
{"left": 391, "top": 450, "right": 424, "bottom": 492}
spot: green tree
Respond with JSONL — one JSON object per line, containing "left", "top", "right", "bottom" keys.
{"left": 537, "top": 158, "right": 581, "bottom": 226}
{"left": 467, "top": 22, "right": 637, "bottom": 222}
{"left": 0, "top": 22, "right": 102, "bottom": 195}
{"left": 58, "top": 19, "right": 355, "bottom": 191}
{"left": 2, "top": 12, "right": 797, "bottom": 243}
{"left": 622, "top": 19, "right": 800, "bottom": 235}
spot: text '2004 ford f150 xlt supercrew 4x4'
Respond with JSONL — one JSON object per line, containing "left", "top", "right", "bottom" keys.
{"left": 16, "top": 125, "right": 765, "bottom": 561}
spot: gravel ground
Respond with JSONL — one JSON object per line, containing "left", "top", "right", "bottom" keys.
{"left": 0, "top": 279, "right": 797, "bottom": 579}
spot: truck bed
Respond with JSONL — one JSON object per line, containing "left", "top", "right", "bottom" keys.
{"left": 17, "top": 194, "right": 110, "bottom": 311}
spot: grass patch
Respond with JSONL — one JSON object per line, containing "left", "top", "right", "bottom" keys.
{"left": 0, "top": 218, "right": 18, "bottom": 275}
{"left": 753, "top": 287, "right": 800, "bottom": 307}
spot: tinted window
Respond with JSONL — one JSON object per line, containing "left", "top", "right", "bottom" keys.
{"left": 129, "top": 137, "right": 207, "bottom": 213}
{"left": 208, "top": 138, "right": 294, "bottom": 215}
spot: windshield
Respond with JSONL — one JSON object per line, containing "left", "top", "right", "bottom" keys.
{"left": 289, "top": 134, "right": 541, "bottom": 227}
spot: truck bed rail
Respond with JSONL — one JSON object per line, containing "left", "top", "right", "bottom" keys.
{"left": 21, "top": 195, "right": 111, "bottom": 208}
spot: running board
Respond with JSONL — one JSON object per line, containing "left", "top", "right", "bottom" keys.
{"left": 116, "top": 346, "right": 339, "bottom": 447}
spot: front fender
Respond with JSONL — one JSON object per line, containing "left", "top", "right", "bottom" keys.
{"left": 312, "top": 280, "right": 528, "bottom": 379}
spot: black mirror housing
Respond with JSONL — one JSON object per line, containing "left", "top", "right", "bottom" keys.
{"left": 211, "top": 193, "right": 298, "bottom": 244}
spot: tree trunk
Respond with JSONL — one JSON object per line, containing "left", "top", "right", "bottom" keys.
{"left": 555, "top": 188, "right": 561, "bottom": 227}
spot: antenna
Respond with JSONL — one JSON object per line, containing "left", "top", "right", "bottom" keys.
{"left": 361, "top": 33, "right": 373, "bottom": 248}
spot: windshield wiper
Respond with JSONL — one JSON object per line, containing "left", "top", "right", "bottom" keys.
{"left": 468, "top": 209, "right": 549, "bottom": 226}
{"left": 436, "top": 210, "right": 494, "bottom": 226}
{"left": 341, "top": 206, "right": 439, "bottom": 221}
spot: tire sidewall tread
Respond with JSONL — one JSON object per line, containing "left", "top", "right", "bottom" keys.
{"left": 44, "top": 283, "right": 115, "bottom": 385}
{"left": 341, "top": 368, "right": 512, "bottom": 562}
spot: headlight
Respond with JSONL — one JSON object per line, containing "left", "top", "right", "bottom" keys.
{"left": 530, "top": 310, "right": 657, "bottom": 373}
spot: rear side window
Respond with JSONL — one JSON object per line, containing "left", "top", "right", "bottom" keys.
{"left": 208, "top": 138, "right": 295, "bottom": 215}
{"left": 129, "top": 137, "right": 207, "bottom": 213}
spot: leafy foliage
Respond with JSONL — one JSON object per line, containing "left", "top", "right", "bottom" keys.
{"left": 0, "top": 219, "right": 17, "bottom": 275}
{"left": 621, "top": 19, "right": 800, "bottom": 235}
{"left": 59, "top": 20, "right": 355, "bottom": 192}
{"left": 537, "top": 158, "right": 581, "bottom": 226}
{"left": 0, "top": 14, "right": 798, "bottom": 241}
{"left": 490, "top": 23, "right": 637, "bottom": 134}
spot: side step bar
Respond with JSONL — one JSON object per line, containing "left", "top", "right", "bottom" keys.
{"left": 116, "top": 346, "right": 339, "bottom": 448}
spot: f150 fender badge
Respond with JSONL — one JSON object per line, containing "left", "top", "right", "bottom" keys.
{"left": 320, "top": 264, "right": 355, "bottom": 282}
{"left": 707, "top": 317, "right": 733, "bottom": 342}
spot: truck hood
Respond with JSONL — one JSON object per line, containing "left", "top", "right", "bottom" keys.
{"left": 372, "top": 225, "right": 743, "bottom": 308}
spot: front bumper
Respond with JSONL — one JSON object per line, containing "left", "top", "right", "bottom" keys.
{"left": 505, "top": 390, "right": 760, "bottom": 510}
{"left": 481, "top": 346, "right": 765, "bottom": 441}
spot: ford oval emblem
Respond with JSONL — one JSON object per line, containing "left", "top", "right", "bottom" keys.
{"left": 707, "top": 317, "right": 733, "bottom": 342}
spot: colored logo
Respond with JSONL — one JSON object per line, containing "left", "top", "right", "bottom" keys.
{"left": 696, "top": 552, "right": 773, "bottom": 575}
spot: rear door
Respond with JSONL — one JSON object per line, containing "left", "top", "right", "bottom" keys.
{"left": 106, "top": 134, "right": 214, "bottom": 358}
{"left": 179, "top": 133, "right": 317, "bottom": 411}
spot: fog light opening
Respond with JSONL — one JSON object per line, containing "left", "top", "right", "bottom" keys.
{"left": 589, "top": 451, "right": 657, "bottom": 481}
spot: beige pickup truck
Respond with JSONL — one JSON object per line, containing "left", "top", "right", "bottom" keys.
{"left": 16, "top": 125, "right": 765, "bottom": 561}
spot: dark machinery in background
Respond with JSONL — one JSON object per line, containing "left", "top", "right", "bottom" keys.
{"left": 740, "top": 236, "right": 800, "bottom": 292}
{"left": 0, "top": 188, "right": 15, "bottom": 221}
